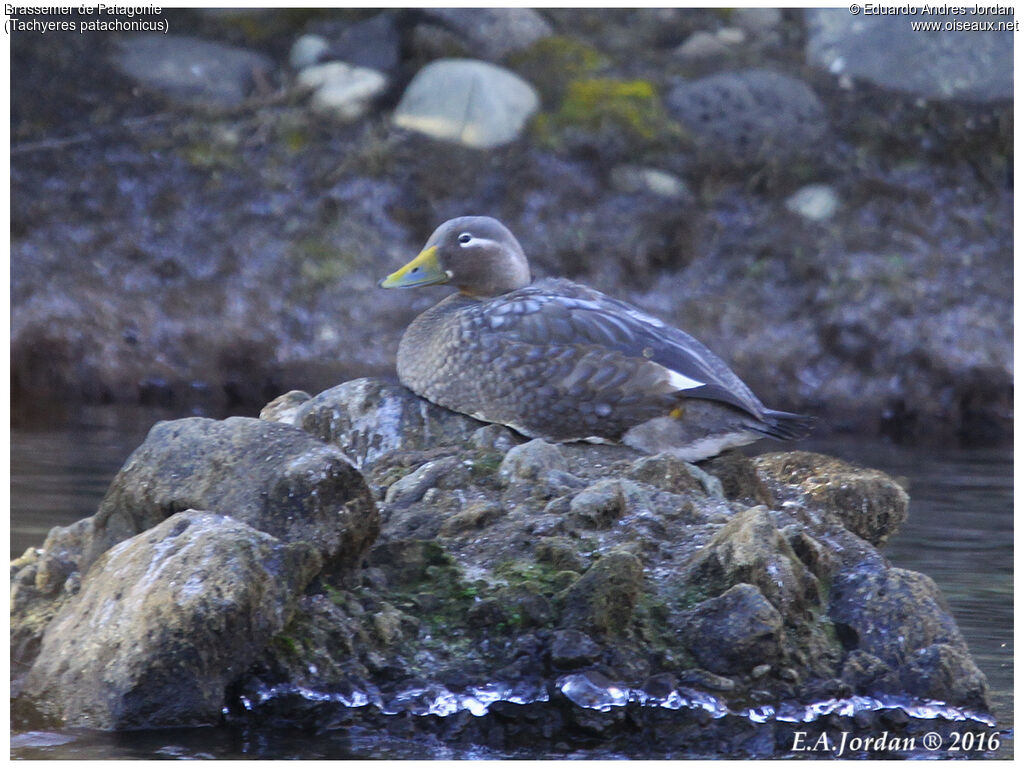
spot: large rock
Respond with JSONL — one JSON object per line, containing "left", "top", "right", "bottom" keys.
{"left": 111, "top": 35, "right": 274, "bottom": 108}
{"left": 18, "top": 511, "right": 321, "bottom": 729}
{"left": 11, "top": 380, "right": 996, "bottom": 751}
{"left": 262, "top": 378, "right": 487, "bottom": 473}
{"left": 666, "top": 69, "right": 827, "bottom": 165}
{"left": 805, "top": 9, "right": 1012, "bottom": 103}
{"left": 754, "top": 451, "right": 909, "bottom": 546}
{"left": 393, "top": 59, "right": 540, "bottom": 149}
{"left": 830, "top": 565, "right": 990, "bottom": 710}
{"left": 51, "top": 416, "right": 378, "bottom": 576}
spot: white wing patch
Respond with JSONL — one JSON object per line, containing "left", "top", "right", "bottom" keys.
{"left": 663, "top": 366, "right": 704, "bottom": 391}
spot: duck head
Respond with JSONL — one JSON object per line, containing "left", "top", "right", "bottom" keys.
{"left": 380, "top": 216, "right": 531, "bottom": 297}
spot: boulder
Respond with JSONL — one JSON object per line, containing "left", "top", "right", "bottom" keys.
{"left": 393, "top": 59, "right": 540, "bottom": 149}
{"left": 71, "top": 416, "right": 377, "bottom": 575}
{"left": 805, "top": 9, "right": 1012, "bottom": 103}
{"left": 19, "top": 512, "right": 321, "bottom": 729}
{"left": 666, "top": 69, "right": 827, "bottom": 165}
{"left": 110, "top": 34, "right": 274, "bottom": 108}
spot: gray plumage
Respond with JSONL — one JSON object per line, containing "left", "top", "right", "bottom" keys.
{"left": 382, "top": 216, "right": 814, "bottom": 461}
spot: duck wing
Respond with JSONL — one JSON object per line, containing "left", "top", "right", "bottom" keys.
{"left": 478, "top": 278, "right": 769, "bottom": 420}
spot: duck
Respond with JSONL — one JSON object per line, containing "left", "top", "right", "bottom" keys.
{"left": 379, "top": 216, "right": 814, "bottom": 461}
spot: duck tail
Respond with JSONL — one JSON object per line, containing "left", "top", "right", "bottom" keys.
{"left": 753, "top": 409, "right": 817, "bottom": 441}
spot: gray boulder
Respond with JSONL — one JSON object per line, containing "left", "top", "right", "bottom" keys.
{"left": 666, "top": 69, "right": 827, "bottom": 165}
{"left": 111, "top": 35, "right": 274, "bottom": 108}
{"left": 19, "top": 511, "right": 321, "bottom": 729}
{"left": 54, "top": 416, "right": 378, "bottom": 576}
{"left": 805, "top": 9, "right": 1012, "bottom": 102}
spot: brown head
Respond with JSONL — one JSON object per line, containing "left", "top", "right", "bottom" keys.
{"left": 379, "top": 216, "right": 531, "bottom": 297}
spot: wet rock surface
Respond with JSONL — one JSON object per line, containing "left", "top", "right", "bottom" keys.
{"left": 11, "top": 379, "right": 995, "bottom": 752}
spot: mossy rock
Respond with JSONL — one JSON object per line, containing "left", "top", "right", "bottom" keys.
{"left": 532, "top": 77, "right": 688, "bottom": 156}
{"left": 505, "top": 35, "right": 609, "bottom": 105}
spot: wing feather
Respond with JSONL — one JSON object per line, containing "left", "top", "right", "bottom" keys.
{"left": 480, "top": 278, "right": 768, "bottom": 419}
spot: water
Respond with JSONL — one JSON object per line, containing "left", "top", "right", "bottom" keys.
{"left": 9, "top": 407, "right": 1013, "bottom": 759}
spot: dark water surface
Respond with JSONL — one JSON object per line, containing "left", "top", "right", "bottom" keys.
{"left": 9, "top": 407, "right": 1013, "bottom": 759}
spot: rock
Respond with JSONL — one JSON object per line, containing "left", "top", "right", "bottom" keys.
{"left": 731, "top": 8, "right": 783, "bottom": 38}
{"left": 785, "top": 184, "right": 840, "bottom": 222}
{"left": 830, "top": 567, "right": 990, "bottom": 709}
{"left": 534, "top": 536, "right": 588, "bottom": 573}
{"left": 9, "top": 376, "right": 995, "bottom": 748}
{"left": 685, "top": 506, "right": 826, "bottom": 618}
{"left": 805, "top": 9, "right": 1012, "bottom": 103}
{"left": 666, "top": 69, "right": 827, "bottom": 166}
{"left": 393, "top": 59, "right": 540, "bottom": 149}
{"left": 700, "top": 451, "right": 774, "bottom": 507}
{"left": 673, "top": 31, "right": 732, "bottom": 62}
{"left": 626, "top": 453, "right": 705, "bottom": 495}
{"left": 259, "top": 389, "right": 311, "bottom": 425}
{"left": 609, "top": 165, "right": 692, "bottom": 201}
{"left": 715, "top": 27, "right": 746, "bottom": 46}
{"left": 499, "top": 439, "right": 568, "bottom": 484}
{"left": 19, "top": 511, "right": 321, "bottom": 729}
{"left": 550, "top": 629, "right": 602, "bottom": 668}
{"left": 297, "top": 62, "right": 388, "bottom": 121}
{"left": 384, "top": 457, "right": 460, "bottom": 506}
{"left": 289, "top": 34, "right": 330, "bottom": 70}
{"left": 68, "top": 416, "right": 377, "bottom": 575}
{"left": 110, "top": 35, "right": 274, "bottom": 108}
{"left": 686, "top": 583, "right": 784, "bottom": 676}
{"left": 561, "top": 550, "right": 643, "bottom": 637}
{"left": 422, "top": 8, "right": 554, "bottom": 60}
{"left": 754, "top": 451, "right": 908, "bottom": 546}
{"left": 294, "top": 378, "right": 484, "bottom": 472}
{"left": 901, "top": 643, "right": 990, "bottom": 711}
{"left": 328, "top": 12, "right": 401, "bottom": 73}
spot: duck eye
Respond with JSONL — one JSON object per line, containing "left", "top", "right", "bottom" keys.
{"left": 457, "top": 233, "right": 472, "bottom": 245}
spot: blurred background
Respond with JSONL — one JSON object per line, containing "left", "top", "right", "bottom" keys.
{"left": 9, "top": 7, "right": 1014, "bottom": 757}
{"left": 10, "top": 7, "right": 1011, "bottom": 444}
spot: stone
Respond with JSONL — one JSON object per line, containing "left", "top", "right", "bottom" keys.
{"left": 550, "top": 629, "right": 602, "bottom": 668}
{"left": 297, "top": 61, "right": 388, "bottom": 121}
{"left": 329, "top": 12, "right": 401, "bottom": 73}
{"left": 686, "top": 583, "right": 784, "bottom": 676}
{"left": 499, "top": 439, "right": 568, "bottom": 484}
{"left": 295, "top": 379, "right": 484, "bottom": 472}
{"left": 289, "top": 34, "right": 330, "bottom": 70}
{"left": 422, "top": 8, "right": 554, "bottom": 60}
{"left": 609, "top": 165, "right": 693, "bottom": 201}
{"left": 627, "top": 453, "right": 704, "bottom": 495}
{"left": 785, "top": 184, "right": 840, "bottom": 222}
{"left": 673, "top": 31, "right": 732, "bottom": 62}
{"left": 561, "top": 551, "right": 643, "bottom": 638}
{"left": 67, "top": 416, "right": 377, "bottom": 575}
{"left": 393, "top": 59, "right": 540, "bottom": 149}
{"left": 666, "top": 69, "right": 827, "bottom": 165}
{"left": 19, "top": 511, "right": 321, "bottom": 729}
{"left": 805, "top": 9, "right": 1012, "bottom": 103}
{"left": 110, "top": 35, "right": 274, "bottom": 108}
{"left": 754, "top": 451, "right": 909, "bottom": 546}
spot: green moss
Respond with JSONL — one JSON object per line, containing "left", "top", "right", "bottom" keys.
{"left": 495, "top": 558, "right": 575, "bottom": 597}
{"left": 505, "top": 35, "right": 609, "bottom": 104}
{"left": 532, "top": 77, "right": 688, "bottom": 152}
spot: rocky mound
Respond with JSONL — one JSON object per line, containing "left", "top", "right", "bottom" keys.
{"left": 10, "top": 379, "right": 994, "bottom": 755}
